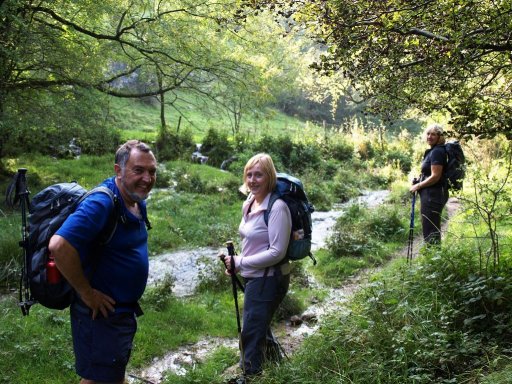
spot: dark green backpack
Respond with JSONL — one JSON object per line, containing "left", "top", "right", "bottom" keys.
{"left": 264, "top": 173, "right": 316, "bottom": 265}
{"left": 444, "top": 141, "right": 466, "bottom": 191}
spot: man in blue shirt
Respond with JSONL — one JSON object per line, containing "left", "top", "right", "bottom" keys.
{"left": 49, "top": 140, "right": 157, "bottom": 384}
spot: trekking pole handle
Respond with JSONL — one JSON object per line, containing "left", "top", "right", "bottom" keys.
{"left": 222, "top": 241, "right": 245, "bottom": 292}
{"left": 227, "top": 242, "right": 236, "bottom": 283}
{"left": 224, "top": 240, "right": 236, "bottom": 275}
{"left": 226, "top": 240, "right": 235, "bottom": 257}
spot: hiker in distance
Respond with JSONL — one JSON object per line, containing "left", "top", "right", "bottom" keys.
{"left": 48, "top": 140, "right": 157, "bottom": 384}
{"left": 409, "top": 124, "right": 449, "bottom": 245}
{"left": 221, "top": 153, "right": 292, "bottom": 379}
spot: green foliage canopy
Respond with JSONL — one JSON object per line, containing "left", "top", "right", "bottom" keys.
{"left": 239, "top": 0, "right": 512, "bottom": 139}
{"left": 0, "top": 0, "right": 315, "bottom": 161}
{"left": 1, "top": 1, "right": 244, "bottom": 99}
{"left": 0, "top": 0, "right": 248, "bottom": 158}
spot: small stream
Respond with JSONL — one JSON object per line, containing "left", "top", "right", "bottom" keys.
{"left": 128, "top": 190, "right": 390, "bottom": 383}
{"left": 147, "top": 189, "right": 390, "bottom": 297}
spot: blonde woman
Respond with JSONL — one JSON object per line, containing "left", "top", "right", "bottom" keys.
{"left": 410, "top": 124, "right": 449, "bottom": 244}
{"left": 223, "top": 153, "right": 292, "bottom": 378}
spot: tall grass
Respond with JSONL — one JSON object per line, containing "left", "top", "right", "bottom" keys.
{"left": 0, "top": 215, "right": 21, "bottom": 291}
{"left": 314, "top": 193, "right": 409, "bottom": 287}
{"left": 0, "top": 286, "right": 238, "bottom": 384}
{"left": 252, "top": 202, "right": 512, "bottom": 384}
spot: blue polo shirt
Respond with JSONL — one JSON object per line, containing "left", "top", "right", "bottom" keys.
{"left": 56, "top": 177, "right": 149, "bottom": 306}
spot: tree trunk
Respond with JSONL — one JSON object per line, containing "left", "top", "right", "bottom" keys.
{"left": 157, "top": 70, "right": 167, "bottom": 133}
{"left": 160, "top": 91, "right": 166, "bottom": 131}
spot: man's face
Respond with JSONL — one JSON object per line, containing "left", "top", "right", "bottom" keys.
{"left": 115, "top": 149, "right": 157, "bottom": 204}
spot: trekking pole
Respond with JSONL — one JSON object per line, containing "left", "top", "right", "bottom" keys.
{"left": 221, "top": 240, "right": 246, "bottom": 380}
{"left": 407, "top": 191, "right": 417, "bottom": 262}
{"left": 5, "top": 168, "right": 34, "bottom": 315}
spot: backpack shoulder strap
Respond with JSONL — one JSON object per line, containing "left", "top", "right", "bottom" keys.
{"left": 442, "top": 143, "right": 449, "bottom": 156}
{"left": 86, "top": 186, "right": 152, "bottom": 231}
{"left": 80, "top": 186, "right": 121, "bottom": 244}
{"left": 441, "top": 144, "right": 451, "bottom": 176}
{"left": 80, "top": 186, "right": 116, "bottom": 205}
{"left": 138, "top": 201, "right": 152, "bottom": 230}
{"left": 263, "top": 191, "right": 281, "bottom": 227}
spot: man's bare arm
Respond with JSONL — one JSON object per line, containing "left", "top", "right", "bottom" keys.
{"left": 48, "top": 235, "right": 115, "bottom": 318}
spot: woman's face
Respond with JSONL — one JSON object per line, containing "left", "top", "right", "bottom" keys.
{"left": 245, "top": 162, "right": 269, "bottom": 200}
{"left": 426, "top": 130, "right": 441, "bottom": 147}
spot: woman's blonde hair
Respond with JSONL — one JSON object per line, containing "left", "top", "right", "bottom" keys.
{"left": 425, "top": 123, "right": 446, "bottom": 145}
{"left": 241, "top": 153, "right": 277, "bottom": 195}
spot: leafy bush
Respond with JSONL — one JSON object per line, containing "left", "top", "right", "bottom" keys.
{"left": 419, "top": 248, "right": 512, "bottom": 337}
{"left": 2, "top": 89, "right": 120, "bottom": 157}
{"left": 355, "top": 139, "right": 376, "bottom": 160}
{"left": 279, "top": 243, "right": 512, "bottom": 384}
{"left": 154, "top": 163, "right": 172, "bottom": 188}
{"left": 142, "top": 274, "right": 176, "bottom": 311}
{"left": 327, "top": 203, "right": 406, "bottom": 258}
{"left": 175, "top": 172, "right": 206, "bottom": 194}
{"left": 382, "top": 148, "right": 413, "bottom": 173}
{"left": 366, "top": 205, "right": 406, "bottom": 240}
{"left": 201, "top": 127, "right": 234, "bottom": 167}
{"left": 155, "top": 127, "right": 194, "bottom": 161}
{"left": 318, "top": 158, "right": 342, "bottom": 179}
{"left": 195, "top": 255, "right": 229, "bottom": 294}
{"left": 325, "top": 137, "right": 354, "bottom": 162}
{"left": 332, "top": 169, "right": 362, "bottom": 202}
{"left": 171, "top": 162, "right": 241, "bottom": 197}
{"left": 253, "top": 134, "right": 294, "bottom": 165}
{"left": 305, "top": 181, "right": 333, "bottom": 211}
{"left": 288, "top": 142, "right": 322, "bottom": 173}
{"left": 328, "top": 224, "right": 375, "bottom": 258}
{"left": 222, "top": 149, "right": 253, "bottom": 176}
{"left": 252, "top": 134, "right": 326, "bottom": 175}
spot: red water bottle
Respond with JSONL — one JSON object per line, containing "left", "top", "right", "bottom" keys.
{"left": 46, "top": 253, "right": 62, "bottom": 284}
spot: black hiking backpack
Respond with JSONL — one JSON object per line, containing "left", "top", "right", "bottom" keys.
{"left": 263, "top": 173, "right": 316, "bottom": 265}
{"left": 26, "top": 182, "right": 120, "bottom": 311}
{"left": 444, "top": 141, "right": 466, "bottom": 191}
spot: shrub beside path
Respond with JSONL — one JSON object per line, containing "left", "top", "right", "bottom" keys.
{"left": 272, "top": 197, "right": 461, "bottom": 362}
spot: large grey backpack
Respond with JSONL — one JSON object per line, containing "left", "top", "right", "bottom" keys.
{"left": 27, "top": 182, "right": 119, "bottom": 310}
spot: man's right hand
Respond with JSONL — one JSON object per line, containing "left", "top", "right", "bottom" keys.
{"left": 80, "top": 287, "right": 116, "bottom": 319}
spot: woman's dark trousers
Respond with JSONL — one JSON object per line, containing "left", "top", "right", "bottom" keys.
{"left": 241, "top": 273, "right": 289, "bottom": 376}
{"left": 419, "top": 185, "right": 449, "bottom": 244}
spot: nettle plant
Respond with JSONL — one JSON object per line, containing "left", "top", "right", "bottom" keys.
{"left": 458, "top": 137, "right": 512, "bottom": 274}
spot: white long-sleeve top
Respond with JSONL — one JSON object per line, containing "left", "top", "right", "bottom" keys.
{"left": 234, "top": 192, "right": 292, "bottom": 278}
